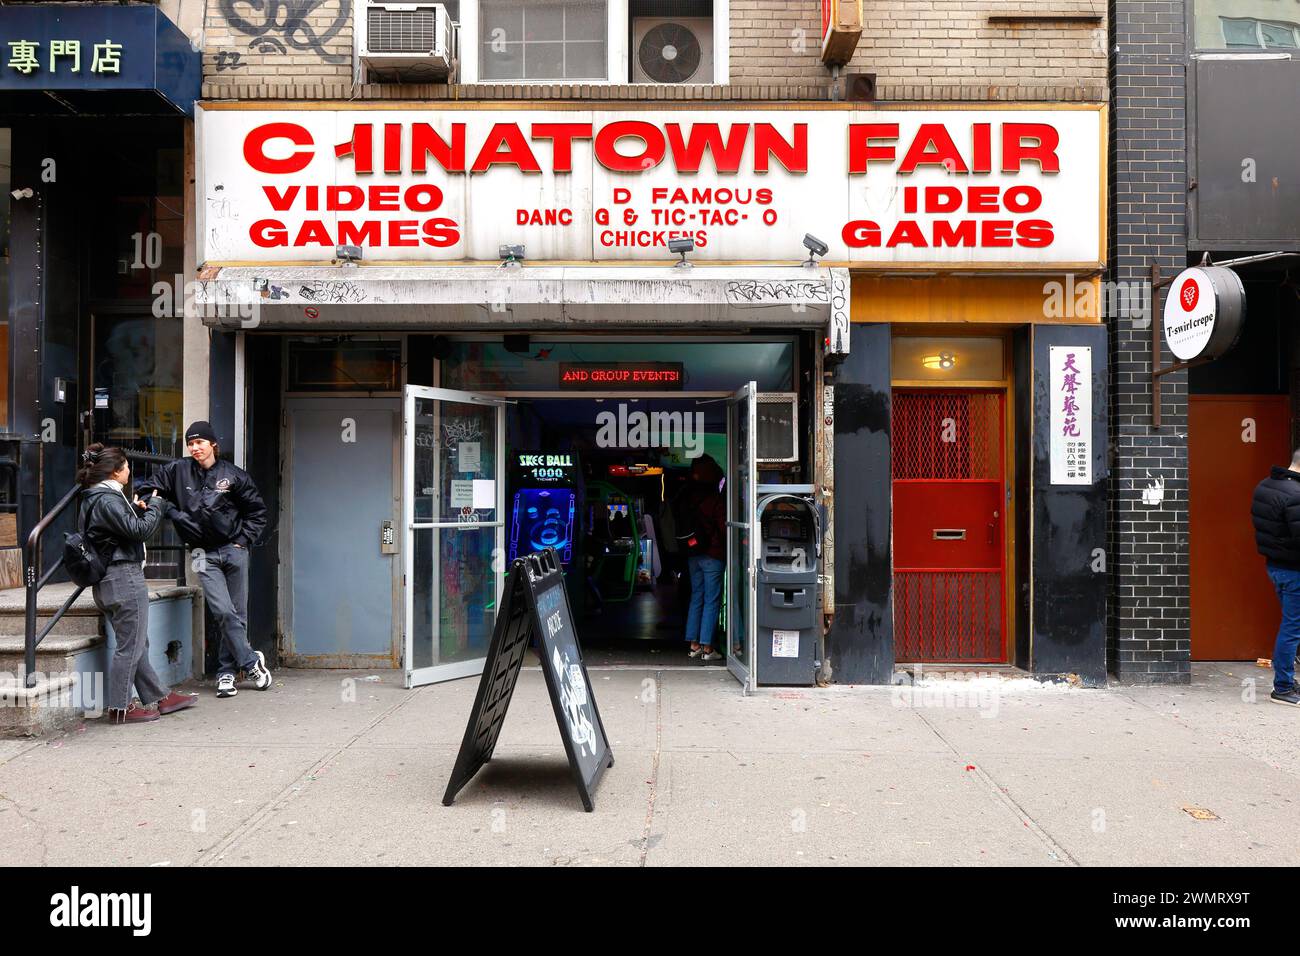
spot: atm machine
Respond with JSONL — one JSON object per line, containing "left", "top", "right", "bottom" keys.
{"left": 754, "top": 486, "right": 823, "bottom": 686}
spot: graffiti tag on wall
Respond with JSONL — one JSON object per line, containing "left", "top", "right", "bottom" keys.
{"left": 219, "top": 0, "right": 351, "bottom": 64}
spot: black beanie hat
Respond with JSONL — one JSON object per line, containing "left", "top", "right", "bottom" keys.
{"left": 185, "top": 421, "right": 218, "bottom": 444}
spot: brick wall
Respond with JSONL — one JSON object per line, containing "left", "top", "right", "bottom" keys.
{"left": 199, "top": 0, "right": 354, "bottom": 95}
{"left": 191, "top": 0, "right": 1106, "bottom": 101}
{"left": 1107, "top": 0, "right": 1189, "bottom": 683}
{"left": 731, "top": 0, "right": 1107, "bottom": 99}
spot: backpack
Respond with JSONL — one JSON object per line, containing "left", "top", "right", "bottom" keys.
{"left": 63, "top": 497, "right": 109, "bottom": 588}
{"left": 672, "top": 487, "right": 715, "bottom": 557}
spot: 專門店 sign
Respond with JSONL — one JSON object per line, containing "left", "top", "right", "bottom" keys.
{"left": 198, "top": 106, "right": 1104, "bottom": 266}
{"left": 1049, "top": 346, "right": 1092, "bottom": 486}
{"left": 2, "top": 37, "right": 122, "bottom": 76}
{"left": 0, "top": 5, "right": 201, "bottom": 114}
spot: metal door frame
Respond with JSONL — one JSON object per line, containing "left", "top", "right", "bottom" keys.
{"left": 725, "top": 382, "right": 758, "bottom": 692}
{"left": 402, "top": 384, "right": 508, "bottom": 688}
{"left": 280, "top": 396, "right": 402, "bottom": 667}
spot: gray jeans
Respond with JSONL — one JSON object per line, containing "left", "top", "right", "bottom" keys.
{"left": 198, "top": 543, "right": 258, "bottom": 678}
{"left": 94, "top": 562, "right": 170, "bottom": 711}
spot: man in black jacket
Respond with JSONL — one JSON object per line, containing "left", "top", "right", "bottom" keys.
{"left": 135, "top": 421, "right": 271, "bottom": 699}
{"left": 1251, "top": 451, "right": 1300, "bottom": 705}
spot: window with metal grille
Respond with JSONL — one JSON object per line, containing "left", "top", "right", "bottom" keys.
{"left": 892, "top": 391, "right": 1002, "bottom": 481}
{"left": 479, "top": 0, "right": 608, "bottom": 80}
{"left": 369, "top": 6, "right": 440, "bottom": 53}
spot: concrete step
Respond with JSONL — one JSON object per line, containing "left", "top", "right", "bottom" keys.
{"left": 0, "top": 608, "right": 103, "bottom": 637}
{"left": 0, "top": 580, "right": 200, "bottom": 736}
{"left": 0, "top": 631, "right": 105, "bottom": 677}
{"left": 0, "top": 579, "right": 186, "bottom": 636}
{"left": 0, "top": 668, "right": 100, "bottom": 736}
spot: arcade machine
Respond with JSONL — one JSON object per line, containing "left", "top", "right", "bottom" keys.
{"left": 584, "top": 479, "right": 643, "bottom": 603}
{"left": 508, "top": 451, "right": 582, "bottom": 611}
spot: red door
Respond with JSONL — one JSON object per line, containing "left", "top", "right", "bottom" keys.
{"left": 1190, "top": 395, "right": 1291, "bottom": 660}
{"left": 893, "top": 390, "right": 1007, "bottom": 662}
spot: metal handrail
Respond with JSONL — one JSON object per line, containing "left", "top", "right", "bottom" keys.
{"left": 23, "top": 484, "right": 84, "bottom": 689}
{"left": 22, "top": 448, "right": 187, "bottom": 686}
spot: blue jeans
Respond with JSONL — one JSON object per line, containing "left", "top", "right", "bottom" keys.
{"left": 197, "top": 543, "right": 259, "bottom": 679}
{"left": 1267, "top": 563, "right": 1300, "bottom": 693}
{"left": 685, "top": 556, "right": 724, "bottom": 648}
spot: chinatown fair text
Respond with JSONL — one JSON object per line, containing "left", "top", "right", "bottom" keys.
{"left": 241, "top": 118, "right": 1065, "bottom": 253}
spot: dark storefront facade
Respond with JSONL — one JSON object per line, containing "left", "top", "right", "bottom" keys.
{"left": 1110, "top": 0, "right": 1300, "bottom": 681}
{"left": 0, "top": 3, "right": 199, "bottom": 587}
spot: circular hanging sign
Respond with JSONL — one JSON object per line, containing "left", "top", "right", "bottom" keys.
{"left": 1162, "top": 266, "right": 1246, "bottom": 362}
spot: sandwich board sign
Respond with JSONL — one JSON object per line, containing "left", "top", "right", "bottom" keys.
{"left": 442, "top": 548, "right": 613, "bottom": 812}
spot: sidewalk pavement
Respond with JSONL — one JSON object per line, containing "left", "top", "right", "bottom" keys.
{"left": 1, "top": 661, "right": 1297, "bottom": 866}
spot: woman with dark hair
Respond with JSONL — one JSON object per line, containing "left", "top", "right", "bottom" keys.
{"left": 78, "top": 444, "right": 198, "bottom": 724}
{"left": 678, "top": 453, "right": 727, "bottom": 662}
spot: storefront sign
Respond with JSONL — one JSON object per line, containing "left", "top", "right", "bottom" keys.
{"left": 558, "top": 361, "right": 685, "bottom": 390}
{"left": 1049, "top": 346, "right": 1092, "bottom": 485}
{"left": 1161, "top": 266, "right": 1247, "bottom": 362}
{"left": 199, "top": 106, "right": 1104, "bottom": 267}
{"left": 0, "top": 5, "right": 200, "bottom": 114}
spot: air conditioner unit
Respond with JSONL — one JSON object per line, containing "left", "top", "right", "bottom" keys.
{"left": 360, "top": 1, "right": 455, "bottom": 82}
{"left": 632, "top": 17, "right": 714, "bottom": 84}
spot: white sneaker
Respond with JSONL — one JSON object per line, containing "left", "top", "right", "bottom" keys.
{"left": 216, "top": 674, "right": 237, "bottom": 698}
{"left": 699, "top": 650, "right": 723, "bottom": 662}
{"left": 687, "top": 646, "right": 705, "bottom": 658}
{"left": 246, "top": 650, "right": 272, "bottom": 691}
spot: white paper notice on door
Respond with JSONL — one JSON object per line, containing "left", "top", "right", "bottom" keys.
{"left": 1049, "top": 346, "right": 1092, "bottom": 485}
{"left": 458, "top": 442, "right": 481, "bottom": 473}
{"left": 472, "top": 479, "right": 495, "bottom": 510}
{"left": 772, "top": 630, "right": 800, "bottom": 658}
{"left": 450, "top": 480, "right": 474, "bottom": 508}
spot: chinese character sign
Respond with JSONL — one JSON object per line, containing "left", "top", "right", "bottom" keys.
{"left": 4, "top": 38, "right": 118, "bottom": 76}
{"left": 1049, "top": 346, "right": 1092, "bottom": 485}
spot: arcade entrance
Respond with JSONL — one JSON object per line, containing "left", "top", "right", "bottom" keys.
{"left": 504, "top": 397, "right": 729, "bottom": 665}
{"left": 399, "top": 384, "right": 765, "bottom": 691}
{"left": 271, "top": 333, "right": 815, "bottom": 692}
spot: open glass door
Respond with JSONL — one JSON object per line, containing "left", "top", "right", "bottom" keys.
{"left": 403, "top": 385, "right": 506, "bottom": 688}
{"left": 726, "top": 382, "right": 758, "bottom": 692}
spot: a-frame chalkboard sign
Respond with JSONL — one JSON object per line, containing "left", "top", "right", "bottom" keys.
{"left": 442, "top": 548, "right": 614, "bottom": 812}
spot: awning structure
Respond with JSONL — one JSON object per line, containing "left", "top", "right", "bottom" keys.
{"left": 194, "top": 265, "right": 850, "bottom": 333}
{"left": 0, "top": 5, "right": 201, "bottom": 117}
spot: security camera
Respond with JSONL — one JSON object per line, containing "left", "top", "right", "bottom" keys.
{"left": 802, "top": 233, "right": 829, "bottom": 267}
{"left": 668, "top": 236, "right": 695, "bottom": 268}
{"left": 10, "top": 187, "right": 32, "bottom": 200}
{"left": 335, "top": 244, "right": 362, "bottom": 265}
{"left": 499, "top": 244, "right": 525, "bottom": 267}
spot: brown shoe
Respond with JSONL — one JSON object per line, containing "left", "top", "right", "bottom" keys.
{"left": 106, "top": 702, "right": 160, "bottom": 724}
{"left": 156, "top": 691, "right": 198, "bottom": 715}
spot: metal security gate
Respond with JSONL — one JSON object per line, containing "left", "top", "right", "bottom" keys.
{"left": 892, "top": 389, "right": 1006, "bottom": 663}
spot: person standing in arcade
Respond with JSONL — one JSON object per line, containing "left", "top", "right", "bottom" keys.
{"left": 134, "top": 421, "right": 272, "bottom": 699}
{"left": 678, "top": 454, "right": 727, "bottom": 661}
